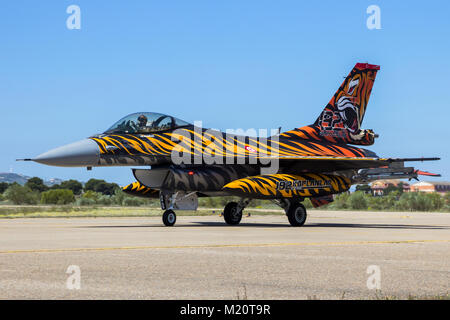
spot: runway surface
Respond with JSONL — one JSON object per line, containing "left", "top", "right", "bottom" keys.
{"left": 0, "top": 210, "right": 449, "bottom": 299}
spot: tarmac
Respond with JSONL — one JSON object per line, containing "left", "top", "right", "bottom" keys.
{"left": 0, "top": 210, "right": 449, "bottom": 299}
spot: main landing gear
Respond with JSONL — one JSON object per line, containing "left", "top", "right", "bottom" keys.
{"left": 223, "top": 199, "right": 250, "bottom": 225}
{"left": 221, "top": 198, "right": 306, "bottom": 227}
{"left": 286, "top": 202, "right": 307, "bottom": 226}
{"left": 273, "top": 199, "right": 307, "bottom": 227}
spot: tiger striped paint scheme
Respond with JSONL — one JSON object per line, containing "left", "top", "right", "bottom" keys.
{"left": 222, "top": 173, "right": 351, "bottom": 199}
{"left": 122, "top": 181, "right": 159, "bottom": 198}
{"left": 89, "top": 126, "right": 376, "bottom": 167}
{"left": 163, "top": 165, "right": 259, "bottom": 192}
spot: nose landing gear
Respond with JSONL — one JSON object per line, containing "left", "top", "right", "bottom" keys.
{"left": 159, "top": 192, "right": 198, "bottom": 227}
{"left": 162, "top": 209, "right": 176, "bottom": 226}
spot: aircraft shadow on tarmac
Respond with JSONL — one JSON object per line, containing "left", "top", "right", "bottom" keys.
{"left": 79, "top": 222, "right": 449, "bottom": 230}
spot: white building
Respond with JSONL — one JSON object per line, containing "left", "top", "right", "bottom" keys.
{"left": 410, "top": 181, "right": 450, "bottom": 194}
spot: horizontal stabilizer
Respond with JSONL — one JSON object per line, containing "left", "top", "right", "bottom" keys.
{"left": 352, "top": 161, "right": 441, "bottom": 183}
{"left": 310, "top": 195, "right": 334, "bottom": 208}
{"left": 415, "top": 170, "right": 441, "bottom": 177}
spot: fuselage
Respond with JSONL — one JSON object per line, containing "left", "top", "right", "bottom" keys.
{"left": 33, "top": 125, "right": 378, "bottom": 168}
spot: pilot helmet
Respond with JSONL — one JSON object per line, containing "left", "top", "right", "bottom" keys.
{"left": 137, "top": 114, "right": 148, "bottom": 127}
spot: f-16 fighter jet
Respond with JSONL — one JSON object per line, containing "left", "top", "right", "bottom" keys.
{"left": 21, "top": 63, "right": 440, "bottom": 226}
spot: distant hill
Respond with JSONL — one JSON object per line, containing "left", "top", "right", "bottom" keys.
{"left": 0, "top": 173, "right": 30, "bottom": 185}
{"left": 0, "top": 173, "right": 64, "bottom": 186}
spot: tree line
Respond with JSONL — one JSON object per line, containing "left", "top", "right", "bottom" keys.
{"left": 0, "top": 178, "right": 152, "bottom": 206}
{"left": 303, "top": 190, "right": 450, "bottom": 212}
{"left": 1, "top": 179, "right": 449, "bottom": 212}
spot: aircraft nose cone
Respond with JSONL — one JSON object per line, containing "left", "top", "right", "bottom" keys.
{"left": 33, "top": 139, "right": 100, "bottom": 167}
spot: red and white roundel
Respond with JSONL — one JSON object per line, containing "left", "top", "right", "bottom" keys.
{"left": 245, "top": 145, "right": 257, "bottom": 153}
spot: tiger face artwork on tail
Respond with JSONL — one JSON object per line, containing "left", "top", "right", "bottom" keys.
{"left": 280, "top": 63, "right": 379, "bottom": 146}
{"left": 336, "top": 77, "right": 361, "bottom": 133}
{"left": 318, "top": 63, "right": 379, "bottom": 143}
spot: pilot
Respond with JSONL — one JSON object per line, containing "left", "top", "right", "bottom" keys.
{"left": 136, "top": 114, "right": 154, "bottom": 133}
{"left": 137, "top": 114, "right": 148, "bottom": 128}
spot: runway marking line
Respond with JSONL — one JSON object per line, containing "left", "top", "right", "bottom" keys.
{"left": 1, "top": 239, "right": 449, "bottom": 254}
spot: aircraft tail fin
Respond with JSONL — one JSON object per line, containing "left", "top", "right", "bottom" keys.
{"left": 281, "top": 63, "right": 380, "bottom": 145}
{"left": 315, "top": 63, "right": 380, "bottom": 137}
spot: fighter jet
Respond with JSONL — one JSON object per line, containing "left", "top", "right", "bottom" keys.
{"left": 21, "top": 63, "right": 440, "bottom": 226}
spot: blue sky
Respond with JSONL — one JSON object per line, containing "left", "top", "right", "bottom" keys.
{"left": 1, "top": 0, "right": 449, "bottom": 185}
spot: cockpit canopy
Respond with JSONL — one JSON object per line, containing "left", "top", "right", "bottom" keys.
{"left": 104, "top": 112, "right": 192, "bottom": 134}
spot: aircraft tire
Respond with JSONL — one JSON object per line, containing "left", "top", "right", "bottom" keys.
{"left": 287, "top": 202, "right": 307, "bottom": 226}
{"left": 162, "top": 209, "right": 176, "bottom": 226}
{"left": 223, "top": 202, "right": 243, "bottom": 225}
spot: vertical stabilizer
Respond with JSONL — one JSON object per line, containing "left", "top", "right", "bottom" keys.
{"left": 281, "top": 63, "right": 380, "bottom": 145}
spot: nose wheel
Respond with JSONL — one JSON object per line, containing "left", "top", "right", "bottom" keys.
{"left": 162, "top": 209, "right": 176, "bottom": 226}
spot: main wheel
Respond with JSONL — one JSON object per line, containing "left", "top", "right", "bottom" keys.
{"left": 286, "top": 202, "right": 307, "bottom": 226}
{"left": 223, "top": 202, "right": 243, "bottom": 225}
{"left": 162, "top": 209, "right": 176, "bottom": 226}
